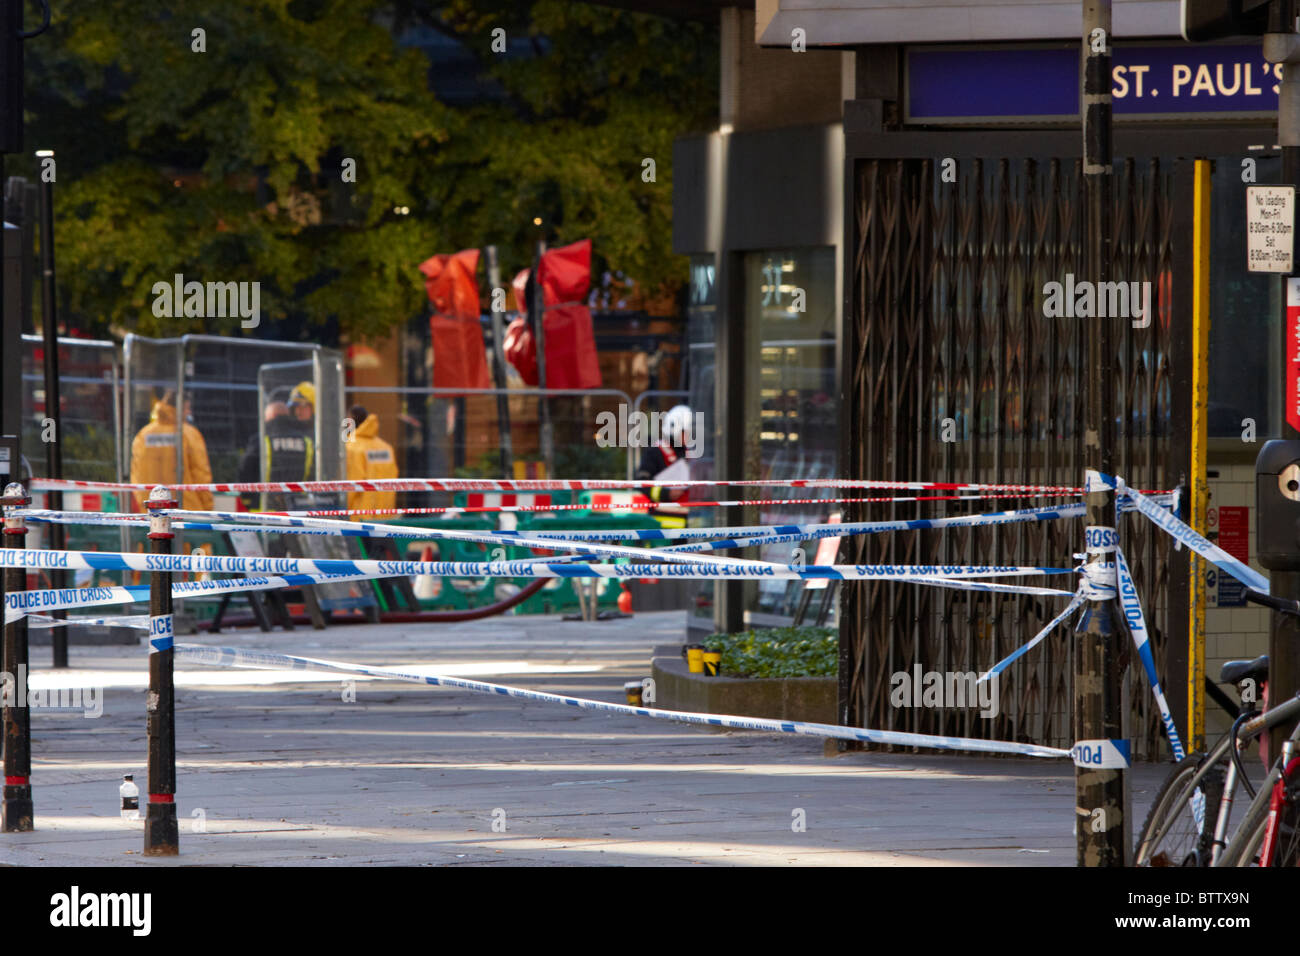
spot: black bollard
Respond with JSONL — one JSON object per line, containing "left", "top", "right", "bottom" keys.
{"left": 143, "top": 486, "right": 179, "bottom": 855}
{"left": 2, "top": 482, "right": 34, "bottom": 831}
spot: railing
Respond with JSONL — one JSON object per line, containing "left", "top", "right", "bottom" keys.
{"left": 631, "top": 389, "right": 689, "bottom": 417}
{"left": 345, "top": 385, "right": 638, "bottom": 478}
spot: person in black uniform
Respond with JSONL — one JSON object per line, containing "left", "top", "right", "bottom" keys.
{"left": 238, "top": 401, "right": 315, "bottom": 510}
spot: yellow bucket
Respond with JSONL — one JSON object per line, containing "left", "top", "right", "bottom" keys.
{"left": 623, "top": 680, "right": 644, "bottom": 706}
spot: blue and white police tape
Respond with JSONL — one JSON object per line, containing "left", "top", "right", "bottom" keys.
{"left": 3, "top": 569, "right": 397, "bottom": 624}
{"left": 148, "top": 613, "right": 174, "bottom": 653}
{"left": 172, "top": 642, "right": 1075, "bottom": 759}
{"left": 0, "top": 547, "right": 1080, "bottom": 594}
{"left": 177, "top": 510, "right": 794, "bottom": 572}
{"left": 655, "top": 494, "right": 1170, "bottom": 554}
{"left": 654, "top": 507, "right": 1088, "bottom": 554}
{"left": 516, "top": 494, "right": 1172, "bottom": 544}
{"left": 1070, "top": 739, "right": 1131, "bottom": 770}
{"left": 504, "top": 502, "right": 1090, "bottom": 544}
{"left": 1115, "top": 545, "right": 1187, "bottom": 762}
{"left": 20, "top": 509, "right": 767, "bottom": 571}
{"left": 16, "top": 495, "right": 1173, "bottom": 551}
{"left": 27, "top": 613, "right": 149, "bottom": 630}
{"left": 1118, "top": 481, "right": 1269, "bottom": 593}
{"left": 976, "top": 591, "right": 1086, "bottom": 685}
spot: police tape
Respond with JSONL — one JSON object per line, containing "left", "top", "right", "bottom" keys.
{"left": 171, "top": 642, "right": 1076, "bottom": 759}
{"left": 26, "top": 504, "right": 1081, "bottom": 544}
{"left": 148, "top": 613, "right": 174, "bottom": 653}
{"left": 976, "top": 591, "right": 1086, "bottom": 685}
{"left": 27, "top": 613, "right": 149, "bottom": 630}
{"left": 150, "top": 508, "right": 1073, "bottom": 576}
{"left": 23, "top": 509, "right": 772, "bottom": 572}
{"left": 0, "top": 547, "right": 1080, "bottom": 594}
{"left": 478, "top": 496, "right": 1169, "bottom": 548}
{"left": 3, "top": 569, "right": 398, "bottom": 624}
{"left": 14, "top": 493, "right": 1171, "bottom": 552}
{"left": 1119, "top": 481, "right": 1269, "bottom": 593}
{"left": 258, "top": 492, "right": 1083, "bottom": 518}
{"left": 31, "top": 475, "right": 1172, "bottom": 496}
{"left": 4, "top": 582, "right": 144, "bottom": 623}
{"left": 657, "top": 504, "right": 1090, "bottom": 553}
{"left": 19, "top": 501, "right": 1091, "bottom": 552}
{"left": 1115, "top": 545, "right": 1187, "bottom": 762}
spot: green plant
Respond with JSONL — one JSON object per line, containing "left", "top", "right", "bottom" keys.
{"left": 554, "top": 443, "right": 623, "bottom": 479}
{"left": 453, "top": 449, "right": 505, "bottom": 479}
{"left": 706, "top": 625, "right": 837, "bottom": 679}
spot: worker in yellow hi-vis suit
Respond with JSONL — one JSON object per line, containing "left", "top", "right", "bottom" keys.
{"left": 129, "top": 392, "right": 214, "bottom": 513}
{"left": 344, "top": 404, "right": 398, "bottom": 520}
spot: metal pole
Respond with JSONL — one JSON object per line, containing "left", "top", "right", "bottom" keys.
{"left": 1265, "top": 0, "right": 1300, "bottom": 770}
{"left": 36, "top": 149, "right": 66, "bottom": 668}
{"left": 484, "top": 245, "right": 514, "bottom": 475}
{"left": 143, "top": 485, "right": 178, "bottom": 855}
{"left": 2, "top": 482, "right": 33, "bottom": 831}
{"left": 530, "top": 240, "right": 554, "bottom": 475}
{"left": 1077, "top": 0, "right": 1125, "bottom": 867}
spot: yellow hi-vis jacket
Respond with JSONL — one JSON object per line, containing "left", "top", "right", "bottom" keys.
{"left": 345, "top": 414, "right": 398, "bottom": 520}
{"left": 129, "top": 401, "right": 215, "bottom": 513}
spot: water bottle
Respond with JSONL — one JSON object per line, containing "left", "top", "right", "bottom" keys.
{"left": 119, "top": 774, "right": 139, "bottom": 821}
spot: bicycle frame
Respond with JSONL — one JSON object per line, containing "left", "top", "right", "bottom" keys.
{"left": 1217, "top": 727, "right": 1300, "bottom": 866}
{"left": 1143, "top": 692, "right": 1300, "bottom": 863}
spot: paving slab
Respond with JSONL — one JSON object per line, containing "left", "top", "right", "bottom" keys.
{"left": 0, "top": 610, "right": 1168, "bottom": 866}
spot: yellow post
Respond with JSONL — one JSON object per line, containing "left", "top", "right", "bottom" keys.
{"left": 1188, "top": 159, "right": 1212, "bottom": 754}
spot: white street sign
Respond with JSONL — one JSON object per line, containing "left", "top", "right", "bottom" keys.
{"left": 1247, "top": 185, "right": 1295, "bottom": 274}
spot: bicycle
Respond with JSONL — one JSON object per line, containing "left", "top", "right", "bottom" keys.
{"left": 1134, "top": 588, "right": 1300, "bottom": 867}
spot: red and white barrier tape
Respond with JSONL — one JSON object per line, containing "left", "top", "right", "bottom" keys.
{"left": 255, "top": 492, "right": 1083, "bottom": 517}
{"left": 29, "top": 476, "right": 1122, "bottom": 496}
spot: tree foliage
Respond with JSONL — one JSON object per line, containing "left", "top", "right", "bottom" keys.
{"left": 22, "top": 0, "right": 717, "bottom": 339}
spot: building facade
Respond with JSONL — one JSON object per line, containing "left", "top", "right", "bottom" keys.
{"left": 649, "top": 0, "right": 1277, "bottom": 755}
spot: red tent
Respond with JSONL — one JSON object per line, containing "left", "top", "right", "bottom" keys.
{"left": 504, "top": 240, "right": 601, "bottom": 389}
{"left": 419, "top": 248, "right": 490, "bottom": 391}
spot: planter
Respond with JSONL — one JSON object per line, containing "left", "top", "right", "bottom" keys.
{"left": 650, "top": 645, "right": 836, "bottom": 725}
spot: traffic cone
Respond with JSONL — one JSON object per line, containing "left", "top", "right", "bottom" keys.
{"left": 617, "top": 585, "right": 633, "bottom": 615}
{"left": 413, "top": 545, "right": 438, "bottom": 602}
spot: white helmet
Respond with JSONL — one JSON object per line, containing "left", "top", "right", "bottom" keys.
{"left": 662, "top": 405, "right": 694, "bottom": 446}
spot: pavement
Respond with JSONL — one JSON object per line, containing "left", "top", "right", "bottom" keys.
{"left": 0, "top": 609, "right": 1167, "bottom": 866}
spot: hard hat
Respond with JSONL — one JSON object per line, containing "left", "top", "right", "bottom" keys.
{"left": 662, "top": 404, "right": 694, "bottom": 446}
{"left": 289, "top": 381, "right": 316, "bottom": 409}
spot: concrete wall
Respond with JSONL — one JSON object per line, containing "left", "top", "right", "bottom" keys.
{"left": 721, "top": 7, "right": 846, "bottom": 133}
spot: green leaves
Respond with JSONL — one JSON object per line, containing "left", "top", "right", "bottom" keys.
{"left": 24, "top": 1, "right": 716, "bottom": 339}
{"left": 708, "top": 626, "right": 838, "bottom": 680}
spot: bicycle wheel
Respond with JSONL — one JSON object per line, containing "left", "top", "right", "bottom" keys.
{"left": 1135, "top": 752, "right": 1225, "bottom": 867}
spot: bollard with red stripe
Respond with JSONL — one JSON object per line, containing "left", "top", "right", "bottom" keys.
{"left": 143, "top": 485, "right": 179, "bottom": 855}
{"left": 2, "top": 483, "right": 34, "bottom": 832}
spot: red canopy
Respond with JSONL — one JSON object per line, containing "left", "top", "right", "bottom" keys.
{"left": 504, "top": 240, "right": 601, "bottom": 390}
{"left": 419, "top": 249, "right": 490, "bottom": 391}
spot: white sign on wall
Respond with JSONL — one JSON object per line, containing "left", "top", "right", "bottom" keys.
{"left": 1247, "top": 185, "right": 1295, "bottom": 273}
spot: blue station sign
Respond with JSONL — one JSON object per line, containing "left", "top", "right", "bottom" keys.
{"left": 906, "top": 44, "right": 1279, "bottom": 124}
